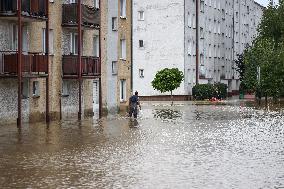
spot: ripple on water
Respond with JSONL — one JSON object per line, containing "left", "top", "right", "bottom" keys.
{"left": 0, "top": 101, "right": 283, "bottom": 188}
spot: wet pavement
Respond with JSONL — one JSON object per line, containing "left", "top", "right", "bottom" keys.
{"left": 0, "top": 100, "right": 284, "bottom": 189}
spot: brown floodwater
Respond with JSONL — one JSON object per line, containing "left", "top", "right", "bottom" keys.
{"left": 0, "top": 100, "right": 283, "bottom": 188}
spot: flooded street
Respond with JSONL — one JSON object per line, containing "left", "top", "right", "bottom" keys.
{"left": 0, "top": 100, "right": 284, "bottom": 189}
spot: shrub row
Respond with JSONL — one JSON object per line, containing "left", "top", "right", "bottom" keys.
{"left": 192, "top": 83, "right": 228, "bottom": 100}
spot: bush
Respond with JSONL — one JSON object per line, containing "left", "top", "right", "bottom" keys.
{"left": 192, "top": 83, "right": 228, "bottom": 100}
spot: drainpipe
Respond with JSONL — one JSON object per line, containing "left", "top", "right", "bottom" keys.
{"left": 45, "top": 0, "right": 50, "bottom": 123}
{"left": 130, "top": 0, "right": 133, "bottom": 93}
{"left": 195, "top": 0, "right": 199, "bottom": 85}
{"left": 98, "top": 0, "right": 102, "bottom": 118}
{"left": 17, "top": 0, "right": 22, "bottom": 127}
{"left": 78, "top": 0, "right": 82, "bottom": 120}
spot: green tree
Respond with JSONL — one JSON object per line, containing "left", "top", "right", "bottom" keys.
{"left": 238, "top": 1, "right": 284, "bottom": 103}
{"left": 152, "top": 68, "right": 184, "bottom": 105}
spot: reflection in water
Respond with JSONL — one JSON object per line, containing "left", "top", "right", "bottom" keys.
{"left": 0, "top": 101, "right": 283, "bottom": 188}
{"left": 128, "top": 118, "right": 139, "bottom": 128}
{"left": 153, "top": 109, "right": 182, "bottom": 120}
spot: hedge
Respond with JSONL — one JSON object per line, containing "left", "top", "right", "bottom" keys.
{"left": 192, "top": 83, "right": 228, "bottom": 100}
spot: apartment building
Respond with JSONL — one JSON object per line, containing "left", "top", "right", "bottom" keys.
{"left": 132, "top": 0, "right": 263, "bottom": 97}
{"left": 101, "top": 0, "right": 132, "bottom": 114}
{"left": 0, "top": 0, "right": 101, "bottom": 125}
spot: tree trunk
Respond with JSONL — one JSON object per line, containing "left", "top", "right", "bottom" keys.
{"left": 171, "top": 91, "right": 173, "bottom": 106}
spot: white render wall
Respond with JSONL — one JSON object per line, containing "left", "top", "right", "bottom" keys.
{"left": 133, "top": 0, "right": 263, "bottom": 96}
{"left": 132, "top": 0, "right": 185, "bottom": 96}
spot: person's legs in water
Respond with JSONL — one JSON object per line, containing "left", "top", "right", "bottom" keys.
{"left": 133, "top": 106, "right": 138, "bottom": 118}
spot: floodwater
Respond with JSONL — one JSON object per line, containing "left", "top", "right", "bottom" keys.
{"left": 0, "top": 100, "right": 284, "bottom": 189}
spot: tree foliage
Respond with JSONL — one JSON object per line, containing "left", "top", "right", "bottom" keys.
{"left": 152, "top": 68, "right": 184, "bottom": 95}
{"left": 237, "top": 1, "right": 284, "bottom": 98}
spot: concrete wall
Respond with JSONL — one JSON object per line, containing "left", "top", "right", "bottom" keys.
{"left": 117, "top": 0, "right": 132, "bottom": 111}
{"left": 101, "top": 0, "right": 132, "bottom": 114}
{"left": 132, "top": 0, "right": 185, "bottom": 96}
{"left": 106, "top": 0, "right": 119, "bottom": 113}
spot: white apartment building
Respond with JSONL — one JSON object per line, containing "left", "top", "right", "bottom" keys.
{"left": 132, "top": 0, "right": 263, "bottom": 97}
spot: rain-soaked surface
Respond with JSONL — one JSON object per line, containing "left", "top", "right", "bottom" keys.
{"left": 0, "top": 100, "right": 284, "bottom": 189}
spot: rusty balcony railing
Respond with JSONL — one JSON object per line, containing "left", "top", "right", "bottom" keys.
{"left": 62, "top": 55, "right": 100, "bottom": 77}
{"left": 0, "top": 0, "right": 47, "bottom": 18}
{"left": 0, "top": 52, "right": 48, "bottom": 75}
{"left": 62, "top": 3, "right": 100, "bottom": 28}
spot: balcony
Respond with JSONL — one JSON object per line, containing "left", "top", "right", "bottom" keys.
{"left": 62, "top": 55, "right": 100, "bottom": 78}
{"left": 62, "top": 3, "right": 100, "bottom": 29}
{"left": 0, "top": 52, "right": 48, "bottom": 77}
{"left": 0, "top": 0, "right": 47, "bottom": 21}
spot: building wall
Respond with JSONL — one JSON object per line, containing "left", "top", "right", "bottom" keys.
{"left": 101, "top": 0, "right": 132, "bottom": 114}
{"left": 132, "top": 0, "right": 185, "bottom": 96}
{"left": 117, "top": 0, "right": 132, "bottom": 111}
{"left": 133, "top": 0, "right": 263, "bottom": 97}
{"left": 0, "top": 0, "right": 100, "bottom": 123}
{"left": 105, "top": 0, "right": 119, "bottom": 113}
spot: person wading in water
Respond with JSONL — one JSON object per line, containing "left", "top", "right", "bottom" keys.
{"left": 129, "top": 91, "right": 141, "bottom": 119}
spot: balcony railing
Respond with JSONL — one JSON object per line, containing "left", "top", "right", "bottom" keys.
{"left": 0, "top": 52, "right": 48, "bottom": 75}
{"left": 0, "top": 0, "right": 47, "bottom": 18}
{"left": 62, "top": 3, "right": 100, "bottom": 28}
{"left": 62, "top": 55, "right": 100, "bottom": 77}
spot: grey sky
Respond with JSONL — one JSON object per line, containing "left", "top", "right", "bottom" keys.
{"left": 254, "top": 0, "right": 279, "bottom": 6}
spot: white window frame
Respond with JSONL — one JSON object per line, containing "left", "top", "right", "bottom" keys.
{"left": 112, "top": 61, "right": 118, "bottom": 75}
{"left": 112, "top": 17, "right": 118, "bottom": 31}
{"left": 42, "top": 28, "right": 54, "bottom": 55}
{"left": 93, "top": 35, "right": 99, "bottom": 57}
{"left": 94, "top": 0, "right": 99, "bottom": 8}
{"left": 70, "top": 32, "right": 78, "bottom": 55}
{"left": 11, "top": 24, "right": 18, "bottom": 51}
{"left": 139, "top": 69, "right": 144, "bottom": 78}
{"left": 139, "top": 40, "right": 144, "bottom": 48}
{"left": 120, "top": 39, "right": 126, "bottom": 60}
{"left": 120, "top": 79, "right": 126, "bottom": 102}
{"left": 120, "top": 0, "right": 126, "bottom": 18}
{"left": 138, "top": 11, "right": 144, "bottom": 20}
{"left": 32, "top": 81, "right": 40, "bottom": 97}
{"left": 62, "top": 81, "right": 70, "bottom": 96}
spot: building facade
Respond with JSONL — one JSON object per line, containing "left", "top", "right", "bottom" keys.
{"left": 0, "top": 0, "right": 101, "bottom": 124}
{"left": 101, "top": 0, "right": 132, "bottom": 114}
{"left": 132, "top": 0, "right": 263, "bottom": 97}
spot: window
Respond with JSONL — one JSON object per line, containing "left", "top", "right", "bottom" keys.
{"left": 120, "top": 0, "right": 126, "bottom": 18}
{"left": 112, "top": 17, "right": 117, "bottom": 30}
{"left": 200, "top": 0, "right": 204, "bottom": 12}
{"left": 11, "top": 24, "right": 18, "bottom": 50}
{"left": 138, "top": 11, "right": 144, "bottom": 20}
{"left": 42, "top": 28, "right": 54, "bottom": 54}
{"left": 70, "top": 33, "right": 78, "bottom": 55}
{"left": 62, "top": 81, "right": 69, "bottom": 96}
{"left": 139, "top": 69, "right": 144, "bottom": 78}
{"left": 120, "top": 39, "right": 126, "bottom": 59}
{"left": 187, "top": 14, "right": 191, "bottom": 27}
{"left": 42, "top": 29, "right": 46, "bottom": 53}
{"left": 21, "top": 79, "right": 29, "bottom": 99}
{"left": 69, "top": 0, "right": 76, "bottom": 3}
{"left": 49, "top": 29, "right": 54, "bottom": 54}
{"left": 139, "top": 40, "right": 144, "bottom": 48}
{"left": 94, "top": 0, "right": 99, "bottom": 8}
{"left": 192, "top": 14, "right": 196, "bottom": 28}
{"left": 120, "top": 79, "right": 126, "bottom": 102}
{"left": 200, "top": 27, "right": 204, "bottom": 39}
{"left": 32, "top": 81, "right": 40, "bottom": 97}
{"left": 112, "top": 61, "right": 118, "bottom": 75}
{"left": 93, "top": 35, "right": 99, "bottom": 57}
